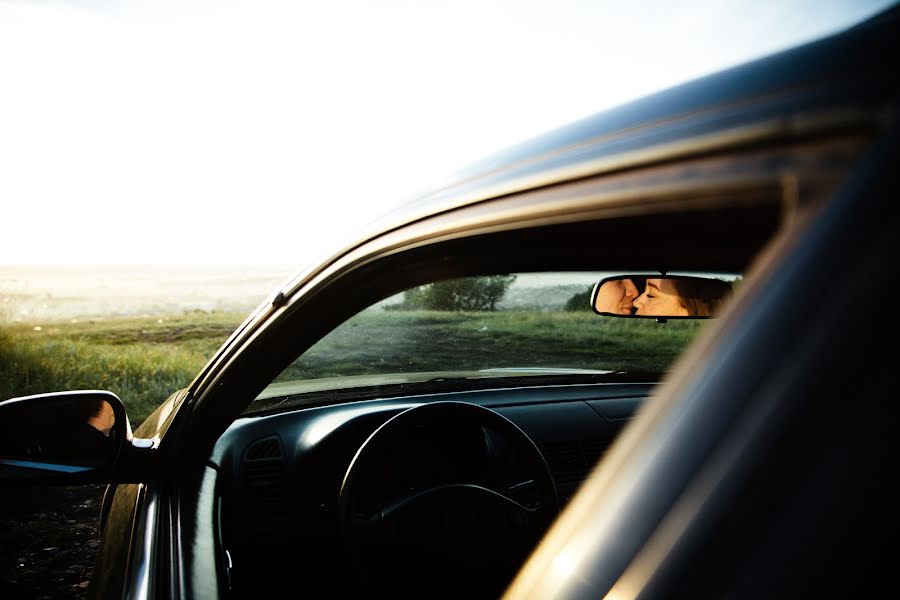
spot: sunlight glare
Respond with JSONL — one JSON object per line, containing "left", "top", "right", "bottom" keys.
{"left": 0, "top": 0, "right": 894, "bottom": 265}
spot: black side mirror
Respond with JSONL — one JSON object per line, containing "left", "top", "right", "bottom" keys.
{"left": 0, "top": 390, "right": 131, "bottom": 484}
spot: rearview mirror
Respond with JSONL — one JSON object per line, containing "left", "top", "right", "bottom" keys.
{"left": 592, "top": 275, "right": 734, "bottom": 318}
{"left": 0, "top": 390, "right": 130, "bottom": 482}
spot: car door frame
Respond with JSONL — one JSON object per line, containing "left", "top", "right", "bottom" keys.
{"left": 504, "top": 106, "right": 900, "bottom": 599}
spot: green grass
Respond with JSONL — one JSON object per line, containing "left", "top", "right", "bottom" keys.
{"left": 0, "top": 313, "right": 244, "bottom": 425}
{"left": 1, "top": 309, "right": 707, "bottom": 426}
{"left": 279, "top": 309, "right": 704, "bottom": 381}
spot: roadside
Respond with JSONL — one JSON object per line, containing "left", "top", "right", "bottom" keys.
{"left": 0, "top": 310, "right": 244, "bottom": 599}
{"left": 0, "top": 484, "right": 106, "bottom": 599}
{"left": 0, "top": 266, "right": 284, "bottom": 599}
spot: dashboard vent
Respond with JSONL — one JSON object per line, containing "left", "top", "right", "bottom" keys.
{"left": 245, "top": 437, "right": 283, "bottom": 461}
{"left": 242, "top": 436, "right": 286, "bottom": 510}
{"left": 540, "top": 437, "right": 613, "bottom": 487}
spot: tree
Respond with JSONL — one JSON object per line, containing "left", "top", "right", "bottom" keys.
{"left": 400, "top": 275, "right": 516, "bottom": 311}
{"left": 564, "top": 286, "right": 593, "bottom": 311}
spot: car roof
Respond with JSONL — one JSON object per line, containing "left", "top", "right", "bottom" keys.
{"left": 373, "top": 5, "right": 898, "bottom": 232}
{"left": 260, "top": 5, "right": 899, "bottom": 315}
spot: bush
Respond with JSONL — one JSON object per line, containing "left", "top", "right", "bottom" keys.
{"left": 400, "top": 275, "right": 516, "bottom": 311}
{"left": 564, "top": 287, "right": 593, "bottom": 311}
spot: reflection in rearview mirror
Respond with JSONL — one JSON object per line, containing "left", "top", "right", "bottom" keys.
{"left": 592, "top": 275, "right": 734, "bottom": 318}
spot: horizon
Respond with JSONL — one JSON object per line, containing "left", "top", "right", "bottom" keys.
{"left": 1, "top": 265, "right": 606, "bottom": 323}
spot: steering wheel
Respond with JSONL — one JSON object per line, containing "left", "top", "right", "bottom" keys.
{"left": 338, "top": 401, "right": 559, "bottom": 598}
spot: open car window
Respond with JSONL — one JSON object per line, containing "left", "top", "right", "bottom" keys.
{"left": 246, "top": 272, "right": 732, "bottom": 414}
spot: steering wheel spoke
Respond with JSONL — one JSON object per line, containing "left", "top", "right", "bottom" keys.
{"left": 338, "top": 401, "right": 559, "bottom": 597}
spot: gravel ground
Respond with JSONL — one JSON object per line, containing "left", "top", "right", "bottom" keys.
{"left": 0, "top": 485, "right": 105, "bottom": 599}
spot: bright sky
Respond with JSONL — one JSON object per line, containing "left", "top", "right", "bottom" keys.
{"left": 0, "top": 0, "right": 894, "bottom": 266}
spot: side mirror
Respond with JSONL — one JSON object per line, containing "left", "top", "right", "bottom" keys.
{"left": 0, "top": 390, "right": 131, "bottom": 483}
{"left": 592, "top": 275, "right": 734, "bottom": 318}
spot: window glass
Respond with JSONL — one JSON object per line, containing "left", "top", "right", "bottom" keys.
{"left": 249, "top": 273, "right": 719, "bottom": 412}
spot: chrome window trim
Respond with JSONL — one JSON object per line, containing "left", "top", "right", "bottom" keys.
{"left": 124, "top": 485, "right": 158, "bottom": 600}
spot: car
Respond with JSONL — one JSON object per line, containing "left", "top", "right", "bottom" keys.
{"left": 2, "top": 6, "right": 899, "bottom": 598}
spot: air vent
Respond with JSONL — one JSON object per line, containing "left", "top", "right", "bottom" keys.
{"left": 245, "top": 437, "right": 283, "bottom": 461}
{"left": 241, "top": 436, "right": 286, "bottom": 510}
{"left": 540, "top": 437, "right": 613, "bottom": 487}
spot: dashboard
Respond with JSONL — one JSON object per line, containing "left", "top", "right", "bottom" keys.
{"left": 208, "top": 382, "right": 650, "bottom": 597}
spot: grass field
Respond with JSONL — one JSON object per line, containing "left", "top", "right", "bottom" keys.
{"left": 1, "top": 309, "right": 705, "bottom": 426}
{"left": 281, "top": 309, "right": 703, "bottom": 383}
{"left": 0, "top": 313, "right": 245, "bottom": 424}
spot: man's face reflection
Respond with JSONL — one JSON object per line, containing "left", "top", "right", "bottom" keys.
{"left": 594, "top": 278, "right": 640, "bottom": 315}
{"left": 87, "top": 401, "right": 116, "bottom": 436}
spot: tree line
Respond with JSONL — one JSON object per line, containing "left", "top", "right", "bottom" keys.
{"left": 393, "top": 275, "right": 517, "bottom": 312}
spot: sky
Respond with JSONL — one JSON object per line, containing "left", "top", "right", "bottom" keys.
{"left": 0, "top": 0, "right": 895, "bottom": 267}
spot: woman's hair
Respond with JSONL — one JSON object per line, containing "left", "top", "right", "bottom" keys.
{"left": 672, "top": 278, "right": 733, "bottom": 317}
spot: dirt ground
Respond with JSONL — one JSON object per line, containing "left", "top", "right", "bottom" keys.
{"left": 0, "top": 485, "right": 105, "bottom": 599}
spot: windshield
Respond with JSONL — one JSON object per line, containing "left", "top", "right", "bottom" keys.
{"left": 248, "top": 272, "right": 720, "bottom": 413}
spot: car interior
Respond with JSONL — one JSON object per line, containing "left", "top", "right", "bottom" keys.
{"left": 221, "top": 379, "right": 649, "bottom": 597}
{"left": 208, "top": 207, "right": 783, "bottom": 597}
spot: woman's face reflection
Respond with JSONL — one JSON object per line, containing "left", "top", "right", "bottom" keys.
{"left": 633, "top": 278, "right": 689, "bottom": 316}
